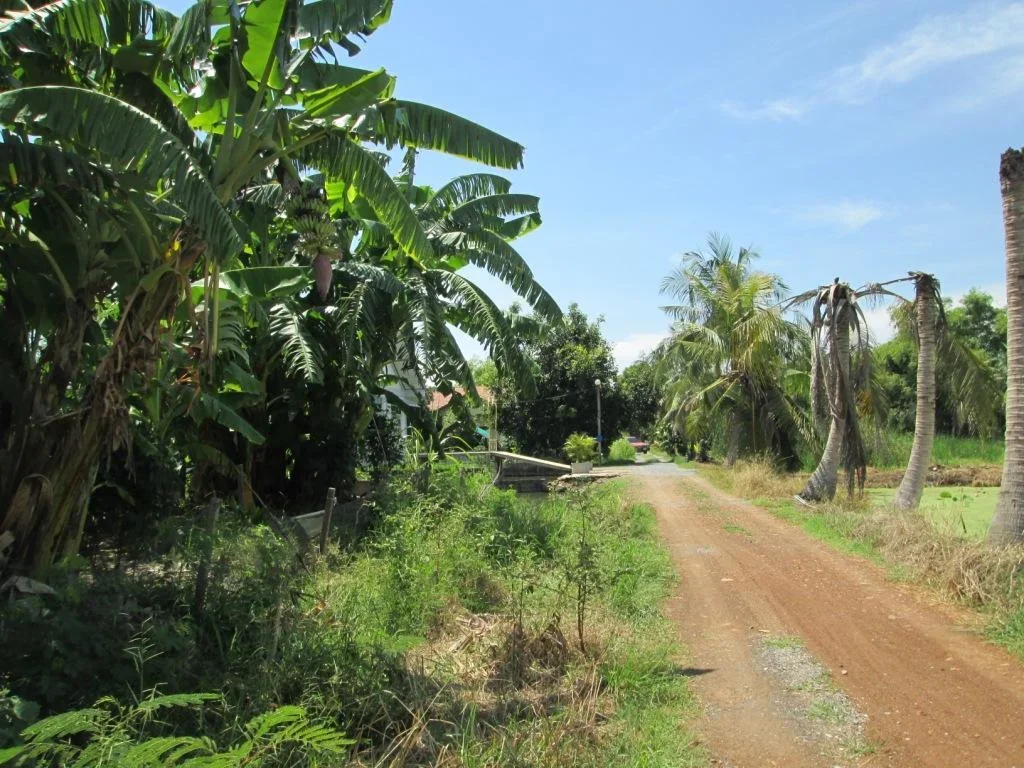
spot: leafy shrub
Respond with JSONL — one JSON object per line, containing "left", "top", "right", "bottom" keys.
{"left": 609, "top": 438, "right": 636, "bottom": 463}
{"left": 563, "top": 432, "right": 598, "bottom": 463}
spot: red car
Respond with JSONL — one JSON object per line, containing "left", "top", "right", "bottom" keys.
{"left": 627, "top": 435, "right": 650, "bottom": 454}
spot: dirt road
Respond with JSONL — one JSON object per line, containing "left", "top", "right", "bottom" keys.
{"left": 627, "top": 462, "right": 1024, "bottom": 767}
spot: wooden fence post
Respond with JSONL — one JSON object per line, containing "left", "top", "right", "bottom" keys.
{"left": 193, "top": 495, "right": 220, "bottom": 621}
{"left": 319, "top": 487, "right": 336, "bottom": 555}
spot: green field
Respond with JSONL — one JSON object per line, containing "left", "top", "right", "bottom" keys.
{"left": 868, "top": 486, "right": 999, "bottom": 539}
{"left": 867, "top": 434, "right": 1005, "bottom": 469}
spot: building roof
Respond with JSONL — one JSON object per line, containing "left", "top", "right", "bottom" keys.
{"left": 426, "top": 385, "right": 495, "bottom": 412}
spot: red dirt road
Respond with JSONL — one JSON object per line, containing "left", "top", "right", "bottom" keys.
{"left": 631, "top": 465, "right": 1024, "bottom": 767}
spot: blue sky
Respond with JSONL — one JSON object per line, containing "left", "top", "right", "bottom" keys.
{"left": 168, "top": 0, "right": 1023, "bottom": 367}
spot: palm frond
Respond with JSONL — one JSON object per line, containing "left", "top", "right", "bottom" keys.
{"left": 449, "top": 193, "right": 539, "bottom": 227}
{"left": 368, "top": 100, "right": 524, "bottom": 170}
{"left": 301, "top": 131, "right": 433, "bottom": 264}
{"left": 0, "top": 86, "right": 242, "bottom": 260}
{"left": 435, "top": 229, "right": 560, "bottom": 320}
{"left": 937, "top": 327, "right": 1003, "bottom": 437}
{"left": 0, "top": 132, "right": 117, "bottom": 194}
{"left": 0, "top": 0, "right": 173, "bottom": 57}
{"left": 424, "top": 173, "right": 512, "bottom": 216}
{"left": 437, "top": 270, "right": 535, "bottom": 395}
{"left": 270, "top": 303, "right": 324, "bottom": 384}
{"left": 297, "top": 0, "right": 392, "bottom": 43}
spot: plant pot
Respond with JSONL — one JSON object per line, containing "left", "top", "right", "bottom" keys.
{"left": 571, "top": 461, "right": 593, "bottom": 475}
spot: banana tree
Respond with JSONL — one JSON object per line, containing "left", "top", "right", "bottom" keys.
{"left": 0, "top": 0, "right": 534, "bottom": 571}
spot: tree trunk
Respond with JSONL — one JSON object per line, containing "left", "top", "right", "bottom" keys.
{"left": 990, "top": 150, "right": 1024, "bottom": 544}
{"left": 0, "top": 234, "right": 202, "bottom": 571}
{"left": 800, "top": 400, "right": 845, "bottom": 502}
{"left": 809, "top": 337, "right": 829, "bottom": 440}
{"left": 895, "top": 275, "right": 938, "bottom": 510}
{"left": 799, "top": 305, "right": 851, "bottom": 502}
{"left": 725, "top": 412, "right": 741, "bottom": 466}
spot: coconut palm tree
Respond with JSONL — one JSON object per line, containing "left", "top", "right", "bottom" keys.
{"left": 891, "top": 273, "right": 1001, "bottom": 510}
{"left": 894, "top": 274, "right": 939, "bottom": 510}
{"left": 797, "top": 281, "right": 870, "bottom": 502}
{"left": 658, "top": 234, "right": 808, "bottom": 467}
{"left": 990, "top": 149, "right": 1024, "bottom": 544}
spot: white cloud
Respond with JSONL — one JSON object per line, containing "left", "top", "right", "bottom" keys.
{"left": 947, "top": 53, "right": 1024, "bottom": 110}
{"left": 793, "top": 200, "right": 883, "bottom": 231}
{"left": 832, "top": 3, "right": 1024, "bottom": 102}
{"left": 723, "top": 2, "right": 1024, "bottom": 120}
{"left": 859, "top": 305, "right": 896, "bottom": 344}
{"left": 720, "top": 98, "right": 808, "bottom": 122}
{"left": 612, "top": 333, "right": 667, "bottom": 370}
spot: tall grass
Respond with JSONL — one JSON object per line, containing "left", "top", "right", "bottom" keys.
{"left": 0, "top": 467, "right": 705, "bottom": 767}
{"left": 866, "top": 432, "right": 1004, "bottom": 469}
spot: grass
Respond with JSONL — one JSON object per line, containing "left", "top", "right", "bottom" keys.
{"left": 722, "top": 522, "right": 752, "bottom": 537}
{"left": 868, "top": 486, "right": 998, "bottom": 539}
{"left": 762, "top": 634, "right": 802, "bottom": 650}
{"left": 0, "top": 468, "right": 707, "bottom": 767}
{"left": 699, "top": 458, "right": 1024, "bottom": 662}
{"left": 805, "top": 699, "right": 847, "bottom": 725}
{"left": 867, "top": 433, "right": 1004, "bottom": 469}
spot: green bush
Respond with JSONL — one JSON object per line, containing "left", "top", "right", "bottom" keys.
{"left": 609, "top": 438, "right": 637, "bottom": 463}
{"left": 564, "top": 432, "right": 598, "bottom": 463}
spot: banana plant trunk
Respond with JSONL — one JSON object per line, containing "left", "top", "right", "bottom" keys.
{"left": 0, "top": 237, "right": 202, "bottom": 571}
{"left": 894, "top": 275, "right": 938, "bottom": 510}
{"left": 990, "top": 149, "right": 1024, "bottom": 544}
{"left": 799, "top": 306, "right": 851, "bottom": 502}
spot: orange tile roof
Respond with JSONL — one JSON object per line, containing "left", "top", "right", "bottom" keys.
{"left": 426, "top": 386, "right": 495, "bottom": 412}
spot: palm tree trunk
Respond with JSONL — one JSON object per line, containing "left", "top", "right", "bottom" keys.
{"left": 726, "top": 412, "right": 741, "bottom": 466}
{"left": 809, "top": 338, "right": 829, "bottom": 439}
{"left": 990, "top": 149, "right": 1024, "bottom": 544}
{"left": 895, "top": 275, "right": 938, "bottom": 510}
{"left": 799, "top": 306, "right": 851, "bottom": 502}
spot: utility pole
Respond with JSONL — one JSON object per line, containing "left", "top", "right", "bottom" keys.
{"left": 595, "top": 378, "right": 603, "bottom": 462}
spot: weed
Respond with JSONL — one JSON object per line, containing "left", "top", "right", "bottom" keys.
{"left": 722, "top": 523, "right": 752, "bottom": 537}
{"left": 787, "top": 671, "right": 833, "bottom": 693}
{"left": 843, "top": 736, "right": 878, "bottom": 756}
{"left": 762, "top": 634, "right": 803, "bottom": 650}
{"left": 806, "top": 698, "right": 848, "bottom": 725}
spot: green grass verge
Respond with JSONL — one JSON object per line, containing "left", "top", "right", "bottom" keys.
{"left": 867, "top": 486, "right": 998, "bottom": 539}
{"left": 755, "top": 497, "right": 881, "bottom": 562}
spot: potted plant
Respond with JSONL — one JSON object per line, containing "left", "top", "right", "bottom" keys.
{"left": 564, "top": 432, "right": 598, "bottom": 474}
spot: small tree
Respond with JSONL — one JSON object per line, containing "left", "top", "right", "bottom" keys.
{"left": 503, "top": 305, "right": 622, "bottom": 458}
{"left": 618, "top": 356, "right": 661, "bottom": 437}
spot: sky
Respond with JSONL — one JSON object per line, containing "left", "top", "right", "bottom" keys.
{"left": 168, "top": 0, "right": 1022, "bottom": 368}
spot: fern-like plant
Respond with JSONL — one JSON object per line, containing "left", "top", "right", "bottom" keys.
{"left": 0, "top": 692, "right": 352, "bottom": 767}
{"left": 563, "top": 433, "right": 598, "bottom": 464}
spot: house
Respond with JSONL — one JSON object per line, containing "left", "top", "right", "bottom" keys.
{"left": 376, "top": 363, "right": 424, "bottom": 438}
